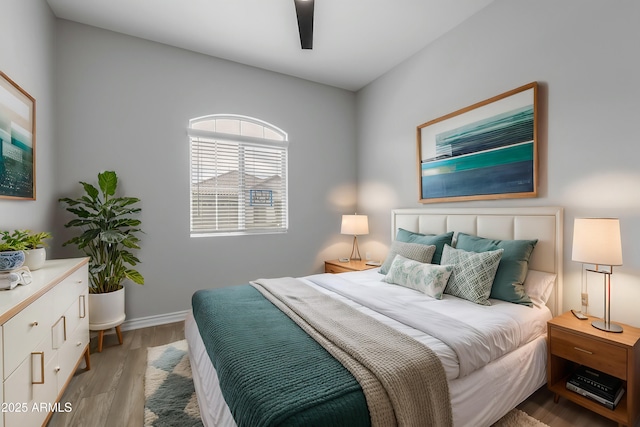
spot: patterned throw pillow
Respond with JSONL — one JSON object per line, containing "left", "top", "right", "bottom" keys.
{"left": 379, "top": 241, "right": 436, "bottom": 274}
{"left": 395, "top": 229, "right": 454, "bottom": 265}
{"left": 382, "top": 255, "right": 454, "bottom": 299}
{"left": 441, "top": 244, "right": 504, "bottom": 306}
{"left": 455, "top": 233, "right": 537, "bottom": 306}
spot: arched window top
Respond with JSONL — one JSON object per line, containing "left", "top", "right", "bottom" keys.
{"left": 189, "top": 114, "right": 287, "bottom": 142}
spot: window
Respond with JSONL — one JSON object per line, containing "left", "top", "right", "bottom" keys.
{"left": 188, "top": 115, "right": 288, "bottom": 236}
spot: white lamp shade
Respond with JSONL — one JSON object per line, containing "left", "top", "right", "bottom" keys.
{"left": 341, "top": 215, "right": 369, "bottom": 236}
{"left": 572, "top": 218, "right": 623, "bottom": 266}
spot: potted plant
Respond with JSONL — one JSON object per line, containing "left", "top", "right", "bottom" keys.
{"left": 24, "top": 231, "right": 53, "bottom": 250}
{"left": 24, "top": 230, "right": 52, "bottom": 270}
{"left": 1, "top": 229, "right": 52, "bottom": 270}
{"left": 59, "top": 170, "right": 144, "bottom": 332}
{"left": 0, "top": 237, "right": 27, "bottom": 272}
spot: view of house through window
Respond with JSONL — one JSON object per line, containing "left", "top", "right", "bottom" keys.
{"left": 188, "top": 115, "right": 288, "bottom": 236}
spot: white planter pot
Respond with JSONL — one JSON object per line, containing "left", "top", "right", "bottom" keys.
{"left": 89, "top": 287, "right": 126, "bottom": 331}
{"left": 23, "top": 247, "right": 46, "bottom": 271}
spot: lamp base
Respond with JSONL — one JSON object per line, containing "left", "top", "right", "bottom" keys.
{"left": 592, "top": 320, "right": 623, "bottom": 333}
{"left": 349, "top": 235, "right": 362, "bottom": 261}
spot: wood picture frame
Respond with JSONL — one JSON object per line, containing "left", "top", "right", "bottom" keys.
{"left": 0, "top": 71, "right": 36, "bottom": 200}
{"left": 417, "top": 82, "right": 537, "bottom": 204}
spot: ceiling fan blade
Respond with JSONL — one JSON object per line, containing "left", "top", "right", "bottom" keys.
{"left": 294, "top": 0, "right": 314, "bottom": 49}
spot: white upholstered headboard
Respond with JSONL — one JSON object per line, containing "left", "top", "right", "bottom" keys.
{"left": 392, "top": 207, "right": 563, "bottom": 315}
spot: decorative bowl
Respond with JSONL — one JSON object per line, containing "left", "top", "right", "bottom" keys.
{"left": 0, "top": 250, "right": 26, "bottom": 271}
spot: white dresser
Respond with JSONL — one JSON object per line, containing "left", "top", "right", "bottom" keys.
{"left": 0, "top": 258, "right": 90, "bottom": 427}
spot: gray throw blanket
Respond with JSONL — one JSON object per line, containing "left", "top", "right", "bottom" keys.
{"left": 252, "top": 277, "right": 453, "bottom": 427}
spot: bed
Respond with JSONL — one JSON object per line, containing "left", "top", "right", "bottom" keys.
{"left": 186, "top": 206, "right": 564, "bottom": 427}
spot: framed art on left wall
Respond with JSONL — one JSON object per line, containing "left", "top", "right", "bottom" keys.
{"left": 0, "top": 71, "right": 36, "bottom": 200}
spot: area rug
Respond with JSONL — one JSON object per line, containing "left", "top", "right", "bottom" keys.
{"left": 145, "top": 340, "right": 203, "bottom": 427}
{"left": 492, "top": 408, "right": 549, "bottom": 427}
{"left": 145, "top": 340, "right": 549, "bottom": 427}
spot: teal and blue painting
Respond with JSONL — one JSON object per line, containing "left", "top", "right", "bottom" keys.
{"left": 0, "top": 126, "right": 34, "bottom": 199}
{"left": 0, "top": 73, "right": 35, "bottom": 199}
{"left": 421, "top": 104, "right": 534, "bottom": 200}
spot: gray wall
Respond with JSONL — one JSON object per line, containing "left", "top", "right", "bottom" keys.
{"left": 53, "top": 21, "right": 358, "bottom": 320}
{"left": 356, "top": 0, "right": 640, "bottom": 326}
{"left": 0, "top": 1, "right": 57, "bottom": 232}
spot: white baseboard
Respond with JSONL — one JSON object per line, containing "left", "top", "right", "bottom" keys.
{"left": 120, "top": 310, "right": 190, "bottom": 332}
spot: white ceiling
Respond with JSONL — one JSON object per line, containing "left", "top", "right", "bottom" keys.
{"left": 46, "top": 0, "right": 494, "bottom": 91}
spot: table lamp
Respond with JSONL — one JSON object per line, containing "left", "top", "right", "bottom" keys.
{"left": 341, "top": 214, "right": 369, "bottom": 261}
{"left": 572, "top": 218, "right": 623, "bottom": 332}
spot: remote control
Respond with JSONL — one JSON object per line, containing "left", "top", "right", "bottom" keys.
{"left": 571, "top": 309, "right": 588, "bottom": 320}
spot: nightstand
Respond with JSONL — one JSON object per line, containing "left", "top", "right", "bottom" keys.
{"left": 324, "top": 259, "right": 379, "bottom": 274}
{"left": 548, "top": 311, "right": 640, "bottom": 426}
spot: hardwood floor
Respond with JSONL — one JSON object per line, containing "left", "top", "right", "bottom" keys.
{"left": 47, "top": 322, "right": 185, "bottom": 427}
{"left": 47, "top": 322, "right": 616, "bottom": 427}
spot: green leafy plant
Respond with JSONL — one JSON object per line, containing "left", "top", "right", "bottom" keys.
{"left": 24, "top": 231, "right": 53, "bottom": 249}
{"left": 0, "top": 242, "right": 27, "bottom": 252}
{"left": 59, "top": 171, "right": 144, "bottom": 294}
{"left": 1, "top": 229, "right": 52, "bottom": 250}
{"left": 0, "top": 230, "right": 29, "bottom": 251}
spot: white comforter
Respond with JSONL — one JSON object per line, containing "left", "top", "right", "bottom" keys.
{"left": 187, "top": 268, "right": 552, "bottom": 427}
{"left": 302, "top": 269, "right": 551, "bottom": 380}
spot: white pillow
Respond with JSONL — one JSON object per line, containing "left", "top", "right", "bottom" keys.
{"left": 523, "top": 270, "right": 557, "bottom": 307}
{"left": 382, "top": 255, "right": 454, "bottom": 299}
{"left": 441, "top": 244, "right": 504, "bottom": 306}
{"left": 379, "top": 241, "right": 436, "bottom": 274}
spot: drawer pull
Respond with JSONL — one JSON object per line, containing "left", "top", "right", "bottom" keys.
{"left": 31, "top": 321, "right": 39, "bottom": 327}
{"left": 54, "top": 367, "right": 61, "bottom": 373}
{"left": 79, "top": 294, "right": 87, "bottom": 318}
{"left": 52, "top": 315, "right": 68, "bottom": 348}
{"left": 31, "top": 352, "right": 45, "bottom": 384}
{"left": 574, "top": 347, "right": 593, "bottom": 355}
{"left": 76, "top": 341, "right": 82, "bottom": 347}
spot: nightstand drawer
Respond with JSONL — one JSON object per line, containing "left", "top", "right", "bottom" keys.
{"left": 325, "top": 264, "right": 352, "bottom": 274}
{"left": 550, "top": 327, "right": 627, "bottom": 379}
{"left": 324, "top": 259, "right": 378, "bottom": 274}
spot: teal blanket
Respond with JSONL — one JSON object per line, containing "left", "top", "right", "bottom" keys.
{"left": 192, "top": 285, "right": 370, "bottom": 427}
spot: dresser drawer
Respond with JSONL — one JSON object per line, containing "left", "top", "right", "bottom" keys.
{"left": 53, "top": 289, "right": 88, "bottom": 350}
{"left": 53, "top": 266, "right": 88, "bottom": 310}
{"left": 3, "top": 295, "right": 54, "bottom": 379}
{"left": 57, "top": 326, "right": 89, "bottom": 394}
{"left": 0, "top": 326, "right": 3, "bottom": 373}
{"left": 4, "top": 336, "right": 58, "bottom": 427}
{"left": 549, "top": 327, "right": 627, "bottom": 379}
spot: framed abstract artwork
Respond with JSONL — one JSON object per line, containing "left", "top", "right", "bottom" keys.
{"left": 417, "top": 82, "right": 537, "bottom": 203}
{"left": 0, "top": 71, "right": 36, "bottom": 200}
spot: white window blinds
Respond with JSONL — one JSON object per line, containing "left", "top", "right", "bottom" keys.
{"left": 188, "top": 115, "right": 288, "bottom": 236}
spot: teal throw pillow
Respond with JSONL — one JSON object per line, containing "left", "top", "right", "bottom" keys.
{"left": 395, "top": 229, "right": 454, "bottom": 265}
{"left": 455, "top": 233, "right": 537, "bottom": 306}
